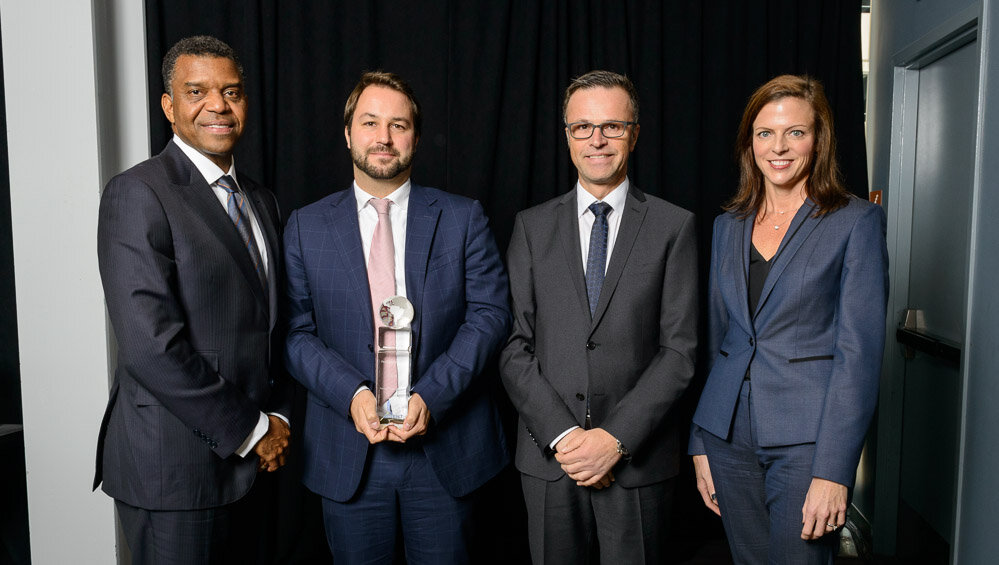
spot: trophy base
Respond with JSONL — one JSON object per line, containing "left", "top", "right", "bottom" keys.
{"left": 379, "top": 416, "right": 405, "bottom": 426}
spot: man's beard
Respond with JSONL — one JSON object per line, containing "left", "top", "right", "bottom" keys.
{"left": 352, "top": 144, "right": 413, "bottom": 180}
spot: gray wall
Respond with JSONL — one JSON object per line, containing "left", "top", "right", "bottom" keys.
{"left": 868, "top": 0, "right": 999, "bottom": 561}
{"left": 867, "top": 0, "right": 979, "bottom": 198}
{"left": 0, "top": 0, "right": 148, "bottom": 562}
{"left": 954, "top": 1, "right": 999, "bottom": 561}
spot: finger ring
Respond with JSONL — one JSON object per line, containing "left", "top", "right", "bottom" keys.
{"left": 710, "top": 493, "right": 717, "bottom": 502}
{"left": 826, "top": 523, "right": 836, "bottom": 529}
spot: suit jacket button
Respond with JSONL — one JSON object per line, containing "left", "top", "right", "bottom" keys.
{"left": 367, "top": 343, "right": 374, "bottom": 352}
{"left": 576, "top": 393, "right": 585, "bottom": 401}
{"left": 524, "top": 345, "right": 535, "bottom": 354}
{"left": 749, "top": 338, "right": 755, "bottom": 346}
{"left": 586, "top": 341, "right": 596, "bottom": 350}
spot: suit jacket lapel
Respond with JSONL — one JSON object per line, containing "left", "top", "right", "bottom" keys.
{"left": 738, "top": 212, "right": 755, "bottom": 328}
{"left": 404, "top": 185, "right": 441, "bottom": 344}
{"left": 556, "top": 191, "right": 591, "bottom": 319}
{"left": 590, "top": 187, "right": 647, "bottom": 330}
{"left": 244, "top": 185, "right": 280, "bottom": 327}
{"left": 324, "top": 189, "right": 374, "bottom": 336}
{"left": 166, "top": 144, "right": 268, "bottom": 310}
{"left": 753, "top": 200, "right": 822, "bottom": 319}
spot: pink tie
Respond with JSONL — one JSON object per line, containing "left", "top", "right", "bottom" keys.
{"left": 368, "top": 198, "right": 397, "bottom": 405}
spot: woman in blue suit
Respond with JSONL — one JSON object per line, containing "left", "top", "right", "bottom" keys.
{"left": 689, "top": 75, "right": 889, "bottom": 564}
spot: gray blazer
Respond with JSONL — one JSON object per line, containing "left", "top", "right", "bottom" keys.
{"left": 93, "top": 141, "right": 291, "bottom": 510}
{"left": 500, "top": 185, "right": 698, "bottom": 487}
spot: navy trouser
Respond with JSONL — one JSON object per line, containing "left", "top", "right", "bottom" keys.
{"left": 702, "top": 379, "right": 839, "bottom": 565}
{"left": 115, "top": 473, "right": 275, "bottom": 565}
{"left": 321, "top": 442, "right": 473, "bottom": 564}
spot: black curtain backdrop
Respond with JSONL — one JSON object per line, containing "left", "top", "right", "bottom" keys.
{"left": 145, "top": 1, "right": 868, "bottom": 563}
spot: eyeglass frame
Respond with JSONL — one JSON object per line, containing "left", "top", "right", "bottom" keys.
{"left": 564, "top": 120, "right": 638, "bottom": 140}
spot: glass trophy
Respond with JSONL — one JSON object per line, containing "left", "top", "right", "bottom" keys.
{"left": 375, "top": 295, "right": 414, "bottom": 426}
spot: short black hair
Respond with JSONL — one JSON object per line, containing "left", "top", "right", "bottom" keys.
{"left": 161, "top": 35, "right": 244, "bottom": 96}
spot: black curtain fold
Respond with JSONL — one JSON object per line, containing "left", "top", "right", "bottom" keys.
{"left": 147, "top": 0, "right": 867, "bottom": 250}
{"left": 144, "top": 1, "right": 868, "bottom": 562}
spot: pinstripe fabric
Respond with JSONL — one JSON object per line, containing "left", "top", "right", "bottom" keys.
{"left": 94, "top": 141, "right": 291, "bottom": 512}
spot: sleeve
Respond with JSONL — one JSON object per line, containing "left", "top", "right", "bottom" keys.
{"left": 97, "top": 174, "right": 260, "bottom": 458}
{"left": 283, "top": 209, "right": 372, "bottom": 417}
{"left": 409, "top": 201, "right": 512, "bottom": 423}
{"left": 811, "top": 204, "right": 890, "bottom": 486}
{"left": 689, "top": 215, "right": 728, "bottom": 456}
{"left": 499, "top": 213, "right": 594, "bottom": 450}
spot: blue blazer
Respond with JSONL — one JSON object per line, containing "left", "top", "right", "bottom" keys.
{"left": 690, "top": 196, "right": 889, "bottom": 487}
{"left": 284, "top": 184, "right": 511, "bottom": 502}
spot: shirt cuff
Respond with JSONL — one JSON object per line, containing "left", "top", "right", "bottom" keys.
{"left": 549, "top": 426, "right": 580, "bottom": 450}
{"left": 236, "top": 412, "right": 270, "bottom": 458}
{"left": 268, "top": 412, "right": 290, "bottom": 427}
{"left": 352, "top": 385, "right": 370, "bottom": 399}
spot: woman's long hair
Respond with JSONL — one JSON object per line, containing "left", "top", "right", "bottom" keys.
{"left": 726, "top": 75, "right": 850, "bottom": 217}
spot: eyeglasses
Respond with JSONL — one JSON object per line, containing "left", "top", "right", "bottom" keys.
{"left": 565, "top": 120, "right": 637, "bottom": 139}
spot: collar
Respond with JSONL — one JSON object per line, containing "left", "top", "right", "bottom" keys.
{"left": 171, "top": 134, "right": 238, "bottom": 186}
{"left": 576, "top": 178, "right": 629, "bottom": 217}
{"left": 353, "top": 179, "right": 412, "bottom": 213}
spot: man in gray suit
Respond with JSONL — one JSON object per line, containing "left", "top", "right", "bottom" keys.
{"left": 94, "top": 36, "right": 290, "bottom": 565}
{"left": 500, "top": 70, "right": 698, "bottom": 564}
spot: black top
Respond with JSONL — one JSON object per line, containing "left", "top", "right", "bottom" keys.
{"left": 748, "top": 243, "right": 772, "bottom": 316}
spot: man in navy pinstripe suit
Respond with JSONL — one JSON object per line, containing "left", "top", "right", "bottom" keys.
{"left": 284, "top": 71, "right": 510, "bottom": 564}
{"left": 94, "top": 36, "right": 291, "bottom": 565}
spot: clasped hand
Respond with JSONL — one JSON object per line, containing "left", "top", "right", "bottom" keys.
{"left": 254, "top": 414, "right": 290, "bottom": 472}
{"left": 350, "top": 390, "right": 430, "bottom": 444}
{"left": 554, "top": 428, "right": 621, "bottom": 489}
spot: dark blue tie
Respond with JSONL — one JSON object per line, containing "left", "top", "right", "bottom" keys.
{"left": 217, "top": 175, "right": 268, "bottom": 294}
{"left": 585, "top": 202, "right": 612, "bottom": 317}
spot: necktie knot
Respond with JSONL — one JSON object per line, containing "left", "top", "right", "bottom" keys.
{"left": 589, "top": 201, "right": 612, "bottom": 219}
{"left": 370, "top": 197, "right": 393, "bottom": 216}
{"left": 217, "top": 175, "right": 238, "bottom": 194}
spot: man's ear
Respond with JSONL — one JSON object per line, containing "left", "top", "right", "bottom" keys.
{"left": 161, "top": 93, "right": 175, "bottom": 125}
{"left": 344, "top": 125, "right": 351, "bottom": 149}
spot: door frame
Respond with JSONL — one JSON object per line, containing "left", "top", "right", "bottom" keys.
{"left": 873, "top": 3, "right": 982, "bottom": 558}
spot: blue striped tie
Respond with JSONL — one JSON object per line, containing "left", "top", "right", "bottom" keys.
{"left": 585, "top": 202, "right": 612, "bottom": 317}
{"left": 217, "top": 175, "right": 268, "bottom": 294}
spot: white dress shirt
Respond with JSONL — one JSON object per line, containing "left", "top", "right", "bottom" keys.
{"left": 173, "top": 135, "right": 269, "bottom": 275}
{"left": 551, "top": 178, "right": 630, "bottom": 449}
{"left": 171, "top": 135, "right": 285, "bottom": 458}
{"left": 353, "top": 181, "right": 412, "bottom": 408}
{"left": 576, "top": 178, "right": 629, "bottom": 276}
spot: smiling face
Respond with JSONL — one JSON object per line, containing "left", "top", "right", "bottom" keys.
{"left": 345, "top": 85, "right": 417, "bottom": 194}
{"left": 751, "top": 96, "right": 815, "bottom": 193}
{"left": 564, "top": 86, "right": 639, "bottom": 199}
{"left": 161, "top": 55, "right": 246, "bottom": 171}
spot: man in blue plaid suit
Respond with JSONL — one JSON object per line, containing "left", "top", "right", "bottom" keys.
{"left": 283, "top": 71, "right": 511, "bottom": 564}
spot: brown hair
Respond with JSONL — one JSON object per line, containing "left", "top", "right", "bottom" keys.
{"left": 726, "top": 74, "right": 849, "bottom": 217}
{"left": 343, "top": 71, "right": 422, "bottom": 137}
{"left": 562, "top": 70, "right": 639, "bottom": 124}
